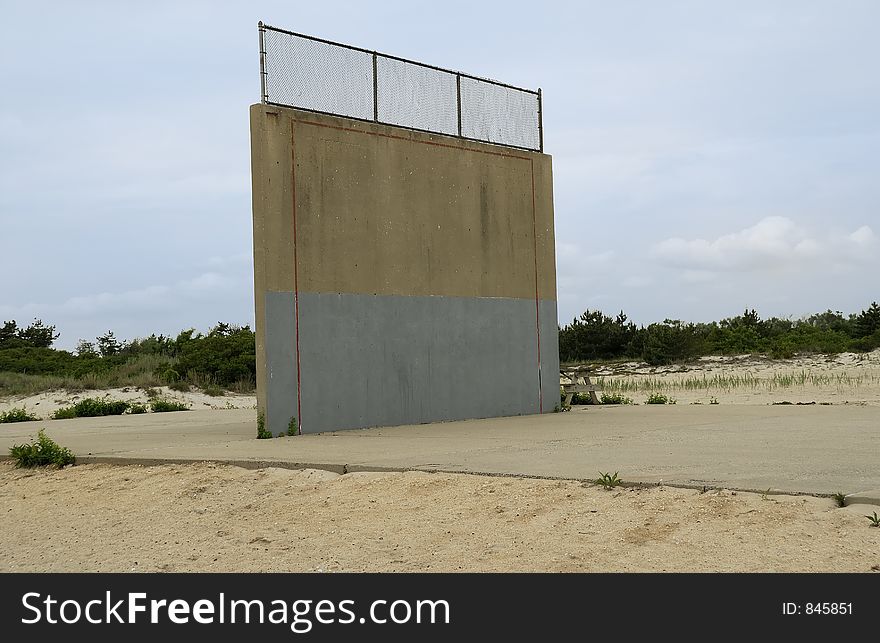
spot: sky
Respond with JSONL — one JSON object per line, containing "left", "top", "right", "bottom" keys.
{"left": 1, "top": 1, "right": 878, "bottom": 349}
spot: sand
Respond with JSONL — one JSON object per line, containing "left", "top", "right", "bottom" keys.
{"left": 3, "top": 350, "right": 880, "bottom": 572}
{"left": 1, "top": 461, "right": 877, "bottom": 573}
{"left": 0, "top": 386, "right": 256, "bottom": 419}
{"left": 563, "top": 349, "right": 880, "bottom": 406}
{"left": 4, "top": 350, "right": 879, "bottom": 419}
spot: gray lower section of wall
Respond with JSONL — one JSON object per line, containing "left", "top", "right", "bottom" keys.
{"left": 265, "top": 291, "right": 559, "bottom": 434}
{"left": 539, "top": 299, "right": 560, "bottom": 410}
{"left": 264, "top": 292, "right": 299, "bottom": 435}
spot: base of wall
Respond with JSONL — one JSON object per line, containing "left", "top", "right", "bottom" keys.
{"left": 265, "top": 291, "right": 558, "bottom": 434}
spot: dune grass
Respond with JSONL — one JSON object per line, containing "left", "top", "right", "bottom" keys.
{"left": 592, "top": 370, "right": 878, "bottom": 395}
{"left": 0, "top": 354, "right": 256, "bottom": 397}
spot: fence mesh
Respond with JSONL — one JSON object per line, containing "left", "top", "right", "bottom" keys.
{"left": 459, "top": 77, "right": 541, "bottom": 151}
{"left": 263, "top": 28, "right": 374, "bottom": 121}
{"left": 260, "top": 24, "right": 542, "bottom": 151}
{"left": 377, "top": 57, "right": 458, "bottom": 137}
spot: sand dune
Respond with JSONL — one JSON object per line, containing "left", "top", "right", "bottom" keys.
{"left": 1, "top": 462, "right": 877, "bottom": 572}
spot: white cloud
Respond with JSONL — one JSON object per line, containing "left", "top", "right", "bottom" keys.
{"left": 652, "top": 216, "right": 876, "bottom": 272}
{"left": 0, "top": 272, "right": 247, "bottom": 321}
{"left": 850, "top": 226, "right": 876, "bottom": 245}
{"left": 681, "top": 270, "right": 716, "bottom": 284}
{"left": 622, "top": 275, "right": 654, "bottom": 288}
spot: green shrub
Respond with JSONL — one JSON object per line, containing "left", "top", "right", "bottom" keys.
{"left": 645, "top": 392, "right": 676, "bottom": 405}
{"left": 174, "top": 324, "right": 256, "bottom": 387}
{"left": 128, "top": 403, "right": 148, "bottom": 414}
{"left": 202, "top": 384, "right": 225, "bottom": 397}
{"left": 600, "top": 392, "right": 633, "bottom": 405}
{"left": 52, "top": 397, "right": 130, "bottom": 419}
{"left": 150, "top": 399, "right": 188, "bottom": 413}
{"left": 168, "top": 381, "right": 191, "bottom": 392}
{"left": 10, "top": 430, "right": 75, "bottom": 468}
{"left": 595, "top": 471, "right": 622, "bottom": 490}
{"left": 256, "top": 412, "right": 272, "bottom": 439}
{"left": 287, "top": 416, "right": 299, "bottom": 436}
{"left": 0, "top": 407, "right": 40, "bottom": 423}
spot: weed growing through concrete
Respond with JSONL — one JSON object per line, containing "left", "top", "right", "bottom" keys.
{"left": 287, "top": 417, "right": 299, "bottom": 436}
{"left": 595, "top": 471, "right": 621, "bottom": 490}
{"left": 866, "top": 512, "right": 880, "bottom": 527}
{"left": 256, "top": 412, "right": 272, "bottom": 439}
{"left": 832, "top": 492, "right": 847, "bottom": 508}
{"left": 10, "top": 430, "right": 75, "bottom": 468}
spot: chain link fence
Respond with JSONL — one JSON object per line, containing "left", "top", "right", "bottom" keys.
{"left": 259, "top": 23, "right": 543, "bottom": 152}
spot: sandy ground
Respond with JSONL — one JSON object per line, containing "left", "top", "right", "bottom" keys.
{"left": 565, "top": 349, "right": 880, "bottom": 406}
{"left": 1, "top": 461, "right": 877, "bottom": 573}
{"left": 2, "top": 351, "right": 879, "bottom": 572}
{"left": 0, "top": 386, "right": 256, "bottom": 419}
{"left": 3, "top": 350, "right": 879, "bottom": 418}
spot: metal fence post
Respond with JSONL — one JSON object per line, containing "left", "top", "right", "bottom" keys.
{"left": 537, "top": 88, "right": 543, "bottom": 153}
{"left": 258, "top": 22, "right": 268, "bottom": 103}
{"left": 456, "top": 74, "right": 463, "bottom": 137}
{"left": 372, "top": 53, "right": 379, "bottom": 122}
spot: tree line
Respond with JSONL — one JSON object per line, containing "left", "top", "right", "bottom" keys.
{"left": 3, "top": 301, "right": 879, "bottom": 386}
{"left": 559, "top": 302, "right": 880, "bottom": 365}
{"left": 0, "top": 320, "right": 255, "bottom": 387}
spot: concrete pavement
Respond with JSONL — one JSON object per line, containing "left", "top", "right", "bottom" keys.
{"left": 1, "top": 405, "right": 878, "bottom": 498}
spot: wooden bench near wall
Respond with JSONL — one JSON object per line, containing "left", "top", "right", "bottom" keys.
{"left": 559, "top": 366, "right": 602, "bottom": 407}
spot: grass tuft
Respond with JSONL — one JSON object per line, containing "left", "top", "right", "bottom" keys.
{"left": 52, "top": 398, "right": 129, "bottom": 419}
{"left": 149, "top": 399, "right": 188, "bottom": 413}
{"left": 595, "top": 471, "right": 622, "bottom": 490}
{"left": 0, "top": 407, "right": 40, "bottom": 423}
{"left": 10, "top": 430, "right": 75, "bottom": 468}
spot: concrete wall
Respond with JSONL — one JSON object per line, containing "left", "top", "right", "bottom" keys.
{"left": 250, "top": 104, "right": 558, "bottom": 434}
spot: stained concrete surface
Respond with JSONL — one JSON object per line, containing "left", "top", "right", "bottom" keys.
{"left": 1, "top": 405, "right": 877, "bottom": 499}
{"left": 250, "top": 105, "right": 557, "bottom": 435}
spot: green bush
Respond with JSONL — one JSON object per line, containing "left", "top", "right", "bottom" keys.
{"left": 645, "top": 392, "right": 676, "bottom": 405}
{"left": 174, "top": 324, "right": 256, "bottom": 387}
{"left": 202, "top": 384, "right": 225, "bottom": 397}
{"left": 595, "top": 471, "right": 622, "bottom": 490}
{"left": 150, "top": 399, "right": 188, "bottom": 413}
{"left": 52, "top": 397, "right": 130, "bottom": 419}
{"left": 168, "top": 381, "right": 191, "bottom": 392}
{"left": 600, "top": 392, "right": 633, "bottom": 405}
{"left": 256, "top": 412, "right": 272, "bottom": 439}
{"left": 287, "top": 416, "right": 299, "bottom": 436}
{"left": 128, "top": 403, "right": 148, "bottom": 414}
{"left": 0, "top": 407, "right": 40, "bottom": 423}
{"left": 10, "top": 430, "right": 75, "bottom": 468}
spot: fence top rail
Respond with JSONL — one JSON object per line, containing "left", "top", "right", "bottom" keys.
{"left": 258, "top": 22, "right": 540, "bottom": 96}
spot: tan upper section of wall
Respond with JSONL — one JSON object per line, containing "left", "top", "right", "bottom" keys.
{"left": 251, "top": 104, "right": 556, "bottom": 301}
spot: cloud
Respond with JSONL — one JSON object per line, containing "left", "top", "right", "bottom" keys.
{"left": 622, "top": 275, "right": 654, "bottom": 288}
{"left": 0, "top": 269, "right": 253, "bottom": 348}
{"left": 652, "top": 216, "right": 876, "bottom": 272}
